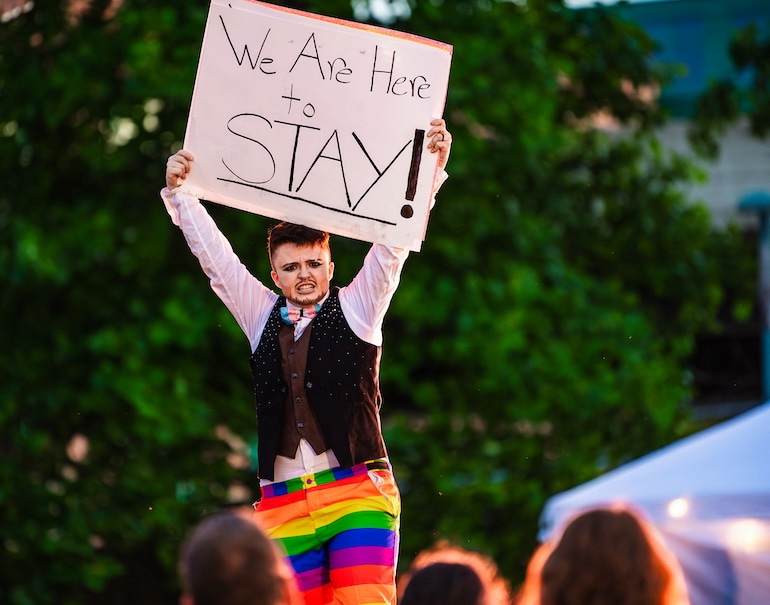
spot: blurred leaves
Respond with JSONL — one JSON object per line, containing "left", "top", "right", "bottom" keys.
{"left": 689, "top": 22, "right": 770, "bottom": 157}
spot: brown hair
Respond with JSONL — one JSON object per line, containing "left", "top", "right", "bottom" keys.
{"left": 179, "top": 509, "right": 286, "bottom": 605}
{"left": 518, "top": 508, "right": 688, "bottom": 605}
{"left": 267, "top": 222, "right": 330, "bottom": 262}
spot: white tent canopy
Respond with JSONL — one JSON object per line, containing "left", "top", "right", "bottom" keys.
{"left": 539, "top": 403, "right": 770, "bottom": 605}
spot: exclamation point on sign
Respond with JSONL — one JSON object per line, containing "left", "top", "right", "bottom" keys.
{"left": 402, "top": 128, "right": 425, "bottom": 218}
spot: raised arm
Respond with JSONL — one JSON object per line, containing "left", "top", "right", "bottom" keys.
{"left": 340, "top": 119, "right": 452, "bottom": 345}
{"left": 162, "top": 151, "right": 278, "bottom": 351}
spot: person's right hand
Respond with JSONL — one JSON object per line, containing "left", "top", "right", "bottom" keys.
{"left": 166, "top": 150, "right": 194, "bottom": 190}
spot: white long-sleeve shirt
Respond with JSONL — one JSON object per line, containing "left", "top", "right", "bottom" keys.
{"left": 161, "top": 188, "right": 411, "bottom": 350}
{"left": 161, "top": 170, "right": 446, "bottom": 482}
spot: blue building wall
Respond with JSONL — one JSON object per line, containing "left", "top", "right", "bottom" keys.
{"left": 597, "top": 0, "right": 770, "bottom": 116}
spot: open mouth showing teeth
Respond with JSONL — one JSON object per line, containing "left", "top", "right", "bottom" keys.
{"left": 298, "top": 284, "right": 314, "bottom": 292}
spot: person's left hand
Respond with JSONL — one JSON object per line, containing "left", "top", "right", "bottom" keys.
{"left": 427, "top": 118, "right": 452, "bottom": 170}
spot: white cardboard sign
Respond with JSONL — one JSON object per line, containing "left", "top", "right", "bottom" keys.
{"left": 181, "top": 0, "right": 453, "bottom": 251}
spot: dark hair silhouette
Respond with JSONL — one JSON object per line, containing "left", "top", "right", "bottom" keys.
{"left": 400, "top": 562, "right": 485, "bottom": 605}
{"left": 398, "top": 540, "right": 512, "bottom": 605}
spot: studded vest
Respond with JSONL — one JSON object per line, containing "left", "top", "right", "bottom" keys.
{"left": 249, "top": 287, "right": 387, "bottom": 481}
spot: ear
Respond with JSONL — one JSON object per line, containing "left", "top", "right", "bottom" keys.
{"left": 328, "top": 260, "right": 335, "bottom": 282}
{"left": 270, "top": 269, "right": 281, "bottom": 289}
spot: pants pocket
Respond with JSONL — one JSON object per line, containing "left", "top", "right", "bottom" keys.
{"left": 367, "top": 469, "right": 401, "bottom": 518}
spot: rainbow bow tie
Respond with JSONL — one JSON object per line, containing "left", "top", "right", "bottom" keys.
{"left": 281, "top": 304, "right": 322, "bottom": 325}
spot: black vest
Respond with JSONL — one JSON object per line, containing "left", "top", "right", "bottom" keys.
{"left": 249, "top": 287, "right": 387, "bottom": 480}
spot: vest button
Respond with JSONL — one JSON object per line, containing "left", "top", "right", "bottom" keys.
{"left": 291, "top": 372, "right": 298, "bottom": 379}
{"left": 297, "top": 422, "right": 304, "bottom": 428}
{"left": 294, "top": 396, "right": 301, "bottom": 403}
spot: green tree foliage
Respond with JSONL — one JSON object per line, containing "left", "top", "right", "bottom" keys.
{"left": 0, "top": 1, "right": 755, "bottom": 603}
{"left": 2, "top": 3, "right": 258, "bottom": 604}
{"left": 381, "top": 0, "right": 755, "bottom": 574}
{"left": 689, "top": 21, "right": 770, "bottom": 157}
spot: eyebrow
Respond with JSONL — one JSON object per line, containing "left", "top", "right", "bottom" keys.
{"left": 280, "top": 258, "right": 324, "bottom": 269}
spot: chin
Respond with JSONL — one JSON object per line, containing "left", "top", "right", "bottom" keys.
{"left": 290, "top": 291, "right": 324, "bottom": 307}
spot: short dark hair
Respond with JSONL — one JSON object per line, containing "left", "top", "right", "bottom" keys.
{"left": 267, "top": 222, "right": 330, "bottom": 260}
{"left": 398, "top": 540, "right": 511, "bottom": 605}
{"left": 179, "top": 510, "right": 285, "bottom": 605}
{"left": 400, "top": 562, "right": 485, "bottom": 605}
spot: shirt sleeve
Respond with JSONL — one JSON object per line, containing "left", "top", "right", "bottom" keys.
{"left": 339, "top": 244, "right": 409, "bottom": 347}
{"left": 160, "top": 187, "right": 277, "bottom": 352}
{"left": 338, "top": 167, "right": 449, "bottom": 345}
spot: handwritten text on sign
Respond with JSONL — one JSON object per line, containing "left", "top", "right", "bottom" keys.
{"left": 181, "top": 0, "right": 452, "bottom": 251}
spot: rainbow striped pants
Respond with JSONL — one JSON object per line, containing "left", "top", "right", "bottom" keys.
{"left": 254, "top": 460, "right": 401, "bottom": 605}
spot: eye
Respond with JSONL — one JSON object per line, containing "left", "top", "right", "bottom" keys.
{"left": 283, "top": 264, "right": 298, "bottom": 272}
{"left": 309, "top": 261, "right": 322, "bottom": 268}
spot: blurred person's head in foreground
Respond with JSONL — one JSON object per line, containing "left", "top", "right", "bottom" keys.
{"left": 516, "top": 505, "right": 690, "bottom": 605}
{"left": 398, "top": 540, "right": 512, "bottom": 605}
{"left": 178, "top": 507, "right": 299, "bottom": 605}
{"left": 400, "top": 561, "right": 487, "bottom": 605}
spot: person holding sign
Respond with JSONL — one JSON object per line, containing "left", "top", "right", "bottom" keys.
{"left": 161, "top": 119, "right": 451, "bottom": 605}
